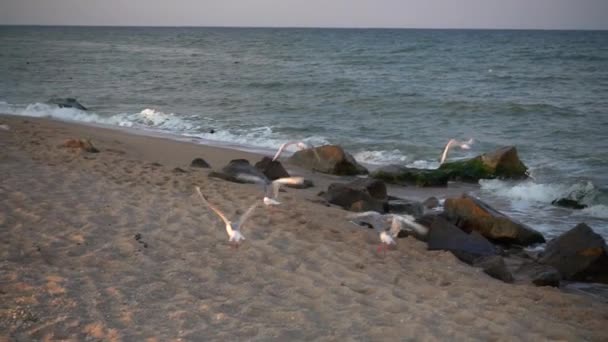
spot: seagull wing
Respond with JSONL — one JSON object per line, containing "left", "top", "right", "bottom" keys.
{"left": 439, "top": 139, "right": 455, "bottom": 164}
{"left": 394, "top": 214, "right": 429, "bottom": 237}
{"left": 272, "top": 141, "right": 296, "bottom": 161}
{"left": 237, "top": 202, "right": 258, "bottom": 230}
{"left": 194, "top": 186, "right": 231, "bottom": 226}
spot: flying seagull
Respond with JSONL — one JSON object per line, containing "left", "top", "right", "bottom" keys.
{"left": 235, "top": 173, "right": 309, "bottom": 206}
{"left": 347, "top": 211, "right": 429, "bottom": 256}
{"left": 439, "top": 138, "right": 474, "bottom": 164}
{"left": 195, "top": 186, "right": 258, "bottom": 248}
{"left": 263, "top": 176, "right": 308, "bottom": 206}
{"left": 272, "top": 141, "right": 321, "bottom": 162}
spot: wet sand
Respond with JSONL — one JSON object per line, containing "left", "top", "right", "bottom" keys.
{"left": 1, "top": 114, "right": 607, "bottom": 341}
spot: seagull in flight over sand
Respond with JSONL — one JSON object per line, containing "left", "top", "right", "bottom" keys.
{"left": 195, "top": 186, "right": 258, "bottom": 248}
{"left": 439, "top": 138, "right": 474, "bottom": 164}
{"left": 235, "top": 173, "right": 309, "bottom": 206}
{"left": 272, "top": 141, "right": 322, "bottom": 162}
{"left": 347, "top": 211, "right": 429, "bottom": 256}
{"left": 263, "top": 176, "right": 308, "bottom": 206}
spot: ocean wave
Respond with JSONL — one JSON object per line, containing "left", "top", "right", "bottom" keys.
{"left": 479, "top": 179, "right": 599, "bottom": 205}
{"left": 0, "top": 102, "right": 196, "bottom": 132}
{"left": 190, "top": 127, "right": 330, "bottom": 153}
{"left": 0, "top": 101, "right": 329, "bottom": 154}
{"left": 116, "top": 108, "right": 196, "bottom": 131}
{"left": 580, "top": 205, "right": 608, "bottom": 219}
{"left": 406, "top": 159, "right": 441, "bottom": 170}
{"left": 353, "top": 150, "right": 409, "bottom": 165}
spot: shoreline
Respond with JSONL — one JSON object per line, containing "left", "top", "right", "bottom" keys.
{"left": 1, "top": 113, "right": 607, "bottom": 340}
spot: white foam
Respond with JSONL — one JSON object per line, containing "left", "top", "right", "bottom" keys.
{"left": 191, "top": 126, "right": 329, "bottom": 153}
{"left": 1, "top": 101, "right": 113, "bottom": 123}
{"left": 479, "top": 179, "right": 599, "bottom": 205}
{"left": 406, "top": 159, "right": 441, "bottom": 169}
{"left": 116, "top": 108, "right": 196, "bottom": 131}
{"left": 353, "top": 150, "right": 409, "bottom": 165}
{"left": 1, "top": 101, "right": 336, "bottom": 156}
{"left": 581, "top": 205, "right": 608, "bottom": 219}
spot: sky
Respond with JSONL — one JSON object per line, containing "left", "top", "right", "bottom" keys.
{"left": 1, "top": 0, "right": 607, "bottom": 30}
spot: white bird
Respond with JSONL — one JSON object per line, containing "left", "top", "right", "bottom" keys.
{"left": 0, "top": 124, "right": 9, "bottom": 131}
{"left": 272, "top": 141, "right": 321, "bottom": 162}
{"left": 439, "top": 138, "right": 474, "bottom": 164}
{"left": 347, "top": 211, "right": 429, "bottom": 256}
{"left": 263, "top": 176, "right": 308, "bottom": 206}
{"left": 236, "top": 173, "right": 308, "bottom": 206}
{"left": 194, "top": 186, "right": 258, "bottom": 248}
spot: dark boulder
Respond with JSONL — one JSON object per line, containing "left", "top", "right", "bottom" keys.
{"left": 421, "top": 215, "right": 497, "bottom": 264}
{"left": 254, "top": 156, "right": 290, "bottom": 180}
{"left": 444, "top": 194, "right": 545, "bottom": 246}
{"left": 190, "top": 158, "right": 211, "bottom": 168}
{"left": 387, "top": 199, "right": 424, "bottom": 218}
{"left": 208, "top": 159, "right": 269, "bottom": 184}
{"left": 288, "top": 145, "right": 368, "bottom": 176}
{"left": 473, "top": 255, "right": 514, "bottom": 283}
{"left": 511, "top": 260, "right": 561, "bottom": 287}
{"left": 371, "top": 165, "right": 449, "bottom": 187}
{"left": 321, "top": 181, "right": 387, "bottom": 213}
{"left": 552, "top": 198, "right": 587, "bottom": 209}
{"left": 539, "top": 223, "right": 608, "bottom": 283}
{"left": 345, "top": 178, "right": 387, "bottom": 200}
{"left": 49, "top": 98, "right": 87, "bottom": 110}
{"left": 439, "top": 146, "right": 528, "bottom": 182}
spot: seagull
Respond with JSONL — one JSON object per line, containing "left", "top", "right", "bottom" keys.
{"left": 235, "top": 173, "right": 308, "bottom": 206}
{"left": 194, "top": 186, "right": 258, "bottom": 248}
{"left": 263, "top": 176, "right": 308, "bottom": 206}
{"left": 272, "top": 141, "right": 321, "bottom": 162}
{"left": 0, "top": 124, "right": 9, "bottom": 131}
{"left": 347, "top": 211, "right": 429, "bottom": 256}
{"left": 439, "top": 138, "right": 474, "bottom": 164}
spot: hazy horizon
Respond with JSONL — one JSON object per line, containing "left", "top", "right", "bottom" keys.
{"left": 1, "top": 0, "right": 607, "bottom": 31}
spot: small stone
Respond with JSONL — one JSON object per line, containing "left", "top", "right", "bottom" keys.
{"left": 190, "top": 158, "right": 211, "bottom": 168}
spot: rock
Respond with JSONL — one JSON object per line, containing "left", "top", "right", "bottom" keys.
{"left": 172, "top": 167, "right": 187, "bottom": 174}
{"left": 208, "top": 159, "right": 269, "bottom": 184}
{"left": 439, "top": 146, "right": 528, "bottom": 182}
{"left": 422, "top": 215, "right": 497, "bottom": 264}
{"left": 552, "top": 198, "right": 587, "bottom": 209}
{"left": 254, "top": 156, "right": 290, "bottom": 180}
{"left": 345, "top": 178, "right": 387, "bottom": 200}
{"left": 444, "top": 194, "right": 545, "bottom": 246}
{"left": 474, "top": 255, "right": 514, "bottom": 283}
{"left": 190, "top": 158, "right": 211, "bottom": 168}
{"left": 539, "top": 223, "right": 608, "bottom": 283}
{"left": 423, "top": 196, "right": 441, "bottom": 209}
{"left": 321, "top": 182, "right": 387, "bottom": 213}
{"left": 288, "top": 145, "right": 368, "bottom": 176}
{"left": 61, "top": 139, "right": 99, "bottom": 153}
{"left": 387, "top": 199, "right": 424, "bottom": 218}
{"left": 532, "top": 269, "right": 562, "bottom": 287}
{"left": 512, "top": 261, "right": 561, "bottom": 287}
{"left": 371, "top": 165, "right": 449, "bottom": 187}
{"left": 49, "top": 98, "right": 87, "bottom": 110}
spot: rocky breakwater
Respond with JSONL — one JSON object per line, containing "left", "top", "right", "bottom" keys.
{"left": 371, "top": 146, "right": 528, "bottom": 187}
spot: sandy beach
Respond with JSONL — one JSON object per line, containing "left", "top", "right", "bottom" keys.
{"left": 1, "top": 114, "right": 607, "bottom": 341}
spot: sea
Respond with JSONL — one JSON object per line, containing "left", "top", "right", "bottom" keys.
{"left": 1, "top": 26, "right": 607, "bottom": 240}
